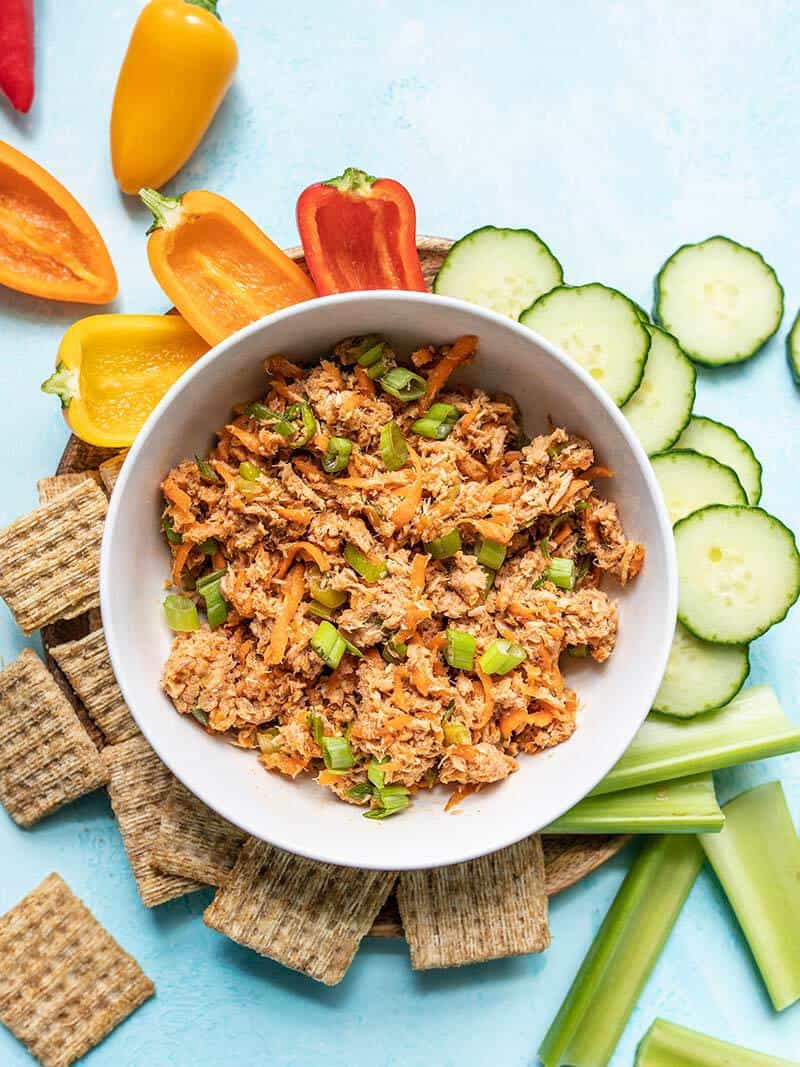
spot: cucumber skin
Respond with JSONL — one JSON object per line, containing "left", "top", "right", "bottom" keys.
{"left": 787, "top": 309, "right": 800, "bottom": 386}
{"left": 674, "top": 415, "right": 763, "bottom": 505}
{"left": 624, "top": 326, "right": 696, "bottom": 455}
{"left": 650, "top": 448, "right": 747, "bottom": 524}
{"left": 654, "top": 235, "right": 784, "bottom": 367}
{"left": 433, "top": 225, "right": 564, "bottom": 304}
{"left": 651, "top": 637, "right": 750, "bottom": 718}
{"left": 675, "top": 505, "right": 800, "bottom": 645}
{"left": 520, "top": 282, "right": 650, "bottom": 406}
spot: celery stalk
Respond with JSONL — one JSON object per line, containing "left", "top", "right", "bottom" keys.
{"left": 700, "top": 781, "right": 800, "bottom": 1011}
{"left": 538, "top": 836, "right": 703, "bottom": 1067}
{"left": 544, "top": 774, "right": 723, "bottom": 834}
{"left": 636, "top": 1018, "right": 799, "bottom": 1066}
{"left": 592, "top": 686, "right": 800, "bottom": 797}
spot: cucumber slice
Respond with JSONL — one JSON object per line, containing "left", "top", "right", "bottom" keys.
{"left": 622, "top": 327, "right": 696, "bottom": 455}
{"left": 655, "top": 236, "right": 783, "bottom": 366}
{"left": 651, "top": 449, "right": 746, "bottom": 524}
{"left": 787, "top": 308, "right": 800, "bottom": 385}
{"left": 632, "top": 301, "right": 650, "bottom": 323}
{"left": 673, "top": 415, "right": 762, "bottom": 504}
{"left": 653, "top": 621, "right": 749, "bottom": 718}
{"left": 675, "top": 505, "right": 800, "bottom": 644}
{"left": 519, "top": 283, "right": 650, "bottom": 406}
{"left": 433, "top": 226, "right": 563, "bottom": 320}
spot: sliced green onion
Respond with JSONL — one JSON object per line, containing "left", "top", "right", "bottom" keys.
{"left": 321, "top": 735, "right": 355, "bottom": 772}
{"left": 307, "top": 601, "right": 334, "bottom": 620}
{"left": 196, "top": 567, "right": 227, "bottom": 590}
{"left": 163, "top": 595, "right": 200, "bottom": 632}
{"left": 257, "top": 727, "right": 280, "bottom": 753}
{"left": 238, "top": 461, "right": 261, "bottom": 481}
{"left": 358, "top": 341, "right": 394, "bottom": 379}
{"left": 443, "top": 721, "right": 471, "bottom": 745}
{"left": 700, "top": 781, "right": 800, "bottom": 1011}
{"left": 246, "top": 403, "right": 293, "bottom": 437}
{"left": 322, "top": 436, "right": 353, "bottom": 474}
{"left": 539, "top": 835, "right": 704, "bottom": 1067}
{"left": 483, "top": 567, "right": 496, "bottom": 594}
{"left": 364, "top": 785, "right": 410, "bottom": 819}
{"left": 592, "top": 686, "right": 800, "bottom": 797}
{"left": 198, "top": 576, "right": 228, "bottom": 629}
{"left": 307, "top": 568, "right": 347, "bottom": 609}
{"left": 476, "top": 538, "right": 507, "bottom": 570}
{"left": 425, "top": 528, "right": 462, "bottom": 560}
{"left": 235, "top": 475, "right": 263, "bottom": 497}
{"left": 311, "top": 621, "right": 361, "bottom": 669}
{"left": 198, "top": 537, "right": 218, "bottom": 556}
{"left": 568, "top": 644, "right": 589, "bottom": 658}
{"left": 368, "top": 756, "right": 389, "bottom": 790}
{"left": 347, "top": 782, "right": 373, "bottom": 800}
{"left": 479, "top": 638, "right": 527, "bottom": 676}
{"left": 411, "top": 402, "right": 460, "bottom": 440}
{"left": 378, "top": 366, "right": 427, "bottom": 402}
{"left": 544, "top": 774, "right": 724, "bottom": 835}
{"left": 344, "top": 542, "right": 387, "bottom": 583}
{"left": 379, "top": 421, "right": 409, "bottom": 471}
{"left": 382, "top": 639, "right": 408, "bottom": 664}
{"left": 445, "top": 628, "right": 476, "bottom": 671}
{"left": 192, "top": 708, "right": 209, "bottom": 726}
{"left": 545, "top": 556, "right": 575, "bottom": 590}
{"left": 357, "top": 341, "right": 387, "bottom": 367}
{"left": 195, "top": 455, "right": 219, "bottom": 483}
{"left": 308, "top": 713, "right": 325, "bottom": 746}
{"left": 335, "top": 334, "right": 384, "bottom": 364}
{"left": 636, "top": 1018, "right": 797, "bottom": 1067}
{"left": 161, "top": 515, "right": 183, "bottom": 544}
{"left": 285, "top": 402, "right": 316, "bottom": 446}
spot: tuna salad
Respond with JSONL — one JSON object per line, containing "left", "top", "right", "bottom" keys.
{"left": 159, "top": 333, "right": 644, "bottom": 818}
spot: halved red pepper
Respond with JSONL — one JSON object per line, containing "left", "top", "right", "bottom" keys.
{"left": 0, "top": 0, "right": 34, "bottom": 113}
{"left": 296, "top": 167, "right": 426, "bottom": 294}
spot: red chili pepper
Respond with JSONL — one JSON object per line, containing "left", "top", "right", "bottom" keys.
{"left": 0, "top": 0, "right": 34, "bottom": 113}
{"left": 296, "top": 167, "right": 426, "bottom": 294}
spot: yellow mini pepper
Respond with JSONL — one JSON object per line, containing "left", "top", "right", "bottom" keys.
{"left": 41, "top": 315, "right": 210, "bottom": 447}
{"left": 110, "top": 0, "right": 238, "bottom": 195}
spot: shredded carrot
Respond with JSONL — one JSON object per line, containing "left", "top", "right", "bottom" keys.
{"left": 354, "top": 365, "right": 376, "bottom": 395}
{"left": 411, "top": 663, "right": 432, "bottom": 697}
{"left": 499, "top": 708, "right": 529, "bottom": 738}
{"left": 318, "top": 770, "right": 342, "bottom": 786}
{"left": 171, "top": 541, "right": 192, "bottom": 585}
{"left": 386, "top": 712, "right": 414, "bottom": 731}
{"left": 163, "top": 478, "right": 192, "bottom": 519}
{"left": 452, "top": 743, "right": 477, "bottom": 763}
{"left": 411, "top": 344, "right": 435, "bottom": 368}
{"left": 226, "top": 425, "right": 263, "bottom": 452}
{"left": 409, "top": 552, "right": 428, "bottom": 597}
{"left": 420, "top": 334, "right": 478, "bottom": 411}
{"left": 268, "top": 380, "right": 297, "bottom": 401}
{"left": 391, "top": 442, "right": 423, "bottom": 528}
{"left": 210, "top": 459, "right": 237, "bottom": 487}
{"left": 445, "top": 784, "right": 480, "bottom": 812}
{"left": 236, "top": 639, "right": 254, "bottom": 664}
{"left": 336, "top": 472, "right": 410, "bottom": 490}
{"left": 313, "top": 431, "right": 330, "bottom": 453}
{"left": 423, "top": 631, "right": 447, "bottom": 652}
{"left": 391, "top": 670, "right": 410, "bottom": 711}
{"left": 265, "top": 563, "right": 305, "bottom": 665}
{"left": 584, "top": 465, "right": 614, "bottom": 479}
{"left": 267, "top": 753, "right": 307, "bottom": 778}
{"left": 273, "top": 505, "right": 313, "bottom": 524}
{"left": 341, "top": 392, "right": 359, "bottom": 416}
{"left": 458, "top": 403, "right": 480, "bottom": 432}
{"left": 266, "top": 355, "right": 305, "bottom": 379}
{"left": 212, "top": 551, "right": 226, "bottom": 571}
{"left": 554, "top": 523, "right": 573, "bottom": 546}
{"left": 471, "top": 518, "right": 513, "bottom": 543}
{"left": 276, "top": 541, "right": 329, "bottom": 578}
{"left": 508, "top": 601, "right": 537, "bottom": 621}
{"left": 528, "top": 710, "right": 556, "bottom": 726}
{"left": 293, "top": 458, "right": 320, "bottom": 479}
{"left": 474, "top": 666, "right": 494, "bottom": 728}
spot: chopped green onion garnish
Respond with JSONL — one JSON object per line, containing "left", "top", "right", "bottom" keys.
{"left": 246, "top": 403, "right": 293, "bottom": 437}
{"left": 285, "top": 402, "right": 316, "bottom": 446}
{"left": 163, "top": 595, "right": 200, "bottom": 632}
{"left": 320, "top": 735, "right": 355, "bottom": 772}
{"left": 322, "top": 436, "right": 353, "bottom": 474}
{"left": 476, "top": 538, "right": 506, "bottom": 571}
{"left": 445, "top": 628, "right": 476, "bottom": 671}
{"left": 378, "top": 366, "right": 427, "bottom": 402}
{"left": 426, "top": 528, "right": 462, "bottom": 560}
{"left": 198, "top": 537, "right": 218, "bottom": 556}
{"left": 235, "top": 474, "right": 263, "bottom": 497}
{"left": 347, "top": 782, "right": 373, "bottom": 800}
{"left": 379, "top": 421, "right": 409, "bottom": 471}
{"left": 344, "top": 542, "right": 387, "bottom": 583}
{"left": 196, "top": 567, "right": 227, "bottom": 590}
{"left": 308, "top": 713, "right": 325, "bottom": 746}
{"left": 238, "top": 461, "right": 261, "bottom": 481}
{"left": 443, "top": 721, "right": 471, "bottom": 745}
{"left": 368, "top": 756, "right": 389, "bottom": 790}
{"left": 195, "top": 455, "right": 219, "bottom": 483}
{"left": 161, "top": 515, "right": 183, "bottom": 544}
{"left": 382, "top": 639, "right": 408, "bottom": 664}
{"left": 545, "top": 556, "right": 575, "bottom": 590}
{"left": 411, "top": 402, "right": 460, "bottom": 440}
{"left": 192, "top": 708, "right": 209, "bottom": 725}
{"left": 364, "top": 785, "right": 410, "bottom": 819}
{"left": 256, "top": 727, "right": 280, "bottom": 753}
{"left": 307, "top": 600, "right": 334, "bottom": 620}
{"left": 357, "top": 341, "right": 387, "bottom": 367}
{"left": 335, "top": 334, "right": 384, "bottom": 364}
{"left": 479, "top": 638, "right": 527, "bottom": 676}
{"left": 568, "top": 644, "right": 589, "bottom": 658}
{"left": 311, "top": 621, "right": 361, "bottom": 669}
{"left": 358, "top": 341, "right": 394, "bottom": 379}
{"left": 307, "top": 567, "right": 347, "bottom": 608}
{"left": 198, "top": 575, "right": 228, "bottom": 629}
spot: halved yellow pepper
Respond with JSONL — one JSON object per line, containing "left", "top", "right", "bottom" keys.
{"left": 41, "top": 314, "right": 209, "bottom": 447}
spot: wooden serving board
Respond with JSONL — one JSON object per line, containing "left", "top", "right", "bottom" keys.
{"left": 42, "top": 235, "right": 629, "bottom": 938}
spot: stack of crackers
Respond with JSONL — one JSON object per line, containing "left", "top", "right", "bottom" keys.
{"left": 0, "top": 451, "right": 566, "bottom": 1063}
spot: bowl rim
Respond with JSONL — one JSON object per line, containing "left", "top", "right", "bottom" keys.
{"left": 101, "top": 289, "right": 677, "bottom": 870}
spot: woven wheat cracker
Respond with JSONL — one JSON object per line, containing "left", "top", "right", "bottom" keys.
{"left": 0, "top": 480, "right": 107, "bottom": 633}
{"left": 99, "top": 450, "right": 128, "bottom": 493}
{"left": 104, "top": 736, "right": 203, "bottom": 907}
{"left": 151, "top": 778, "right": 247, "bottom": 886}
{"left": 51, "top": 628, "right": 139, "bottom": 743}
{"left": 0, "top": 649, "right": 107, "bottom": 827}
{"left": 204, "top": 838, "right": 396, "bottom": 984}
{"left": 397, "top": 835, "right": 549, "bottom": 969}
{"left": 0, "top": 873, "right": 153, "bottom": 1067}
{"left": 36, "top": 470, "right": 103, "bottom": 505}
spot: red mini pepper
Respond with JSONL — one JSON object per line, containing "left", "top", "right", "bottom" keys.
{"left": 0, "top": 0, "right": 34, "bottom": 113}
{"left": 296, "top": 167, "right": 426, "bottom": 293}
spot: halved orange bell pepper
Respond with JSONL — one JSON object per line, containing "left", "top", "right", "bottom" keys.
{"left": 41, "top": 314, "right": 209, "bottom": 447}
{"left": 140, "top": 187, "right": 318, "bottom": 346}
{"left": 0, "top": 140, "right": 117, "bottom": 303}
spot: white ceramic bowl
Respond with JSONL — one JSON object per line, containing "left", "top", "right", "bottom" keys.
{"left": 102, "top": 291, "right": 676, "bottom": 871}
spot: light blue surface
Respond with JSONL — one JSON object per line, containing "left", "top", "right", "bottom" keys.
{"left": 1, "top": 1, "right": 799, "bottom": 1063}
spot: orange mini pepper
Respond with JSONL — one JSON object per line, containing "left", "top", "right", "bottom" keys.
{"left": 0, "top": 140, "right": 117, "bottom": 303}
{"left": 111, "top": 0, "right": 238, "bottom": 195}
{"left": 140, "top": 187, "right": 318, "bottom": 346}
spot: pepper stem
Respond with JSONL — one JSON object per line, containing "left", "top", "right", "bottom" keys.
{"left": 139, "top": 188, "right": 184, "bottom": 234}
{"left": 185, "top": 0, "right": 221, "bottom": 17}
{"left": 324, "top": 167, "right": 377, "bottom": 195}
{"left": 41, "top": 362, "right": 79, "bottom": 409}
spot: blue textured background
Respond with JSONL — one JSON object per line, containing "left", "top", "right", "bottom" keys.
{"left": 1, "top": 2, "right": 799, "bottom": 1063}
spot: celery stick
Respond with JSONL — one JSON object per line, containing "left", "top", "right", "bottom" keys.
{"left": 592, "top": 686, "right": 800, "bottom": 797}
{"left": 538, "top": 836, "right": 703, "bottom": 1067}
{"left": 545, "top": 774, "right": 723, "bottom": 834}
{"left": 700, "top": 781, "right": 800, "bottom": 1011}
{"left": 637, "top": 1018, "right": 799, "bottom": 1066}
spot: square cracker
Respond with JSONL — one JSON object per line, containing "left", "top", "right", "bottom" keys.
{"left": 397, "top": 835, "right": 550, "bottom": 970}
{"left": 104, "top": 736, "right": 203, "bottom": 907}
{"left": 51, "top": 628, "right": 139, "bottom": 744}
{"left": 37, "top": 471, "right": 103, "bottom": 505}
{"left": 0, "top": 649, "right": 107, "bottom": 827}
{"left": 99, "top": 450, "right": 128, "bottom": 494}
{"left": 0, "top": 873, "right": 154, "bottom": 1067}
{"left": 204, "top": 838, "right": 396, "bottom": 985}
{"left": 151, "top": 779, "right": 247, "bottom": 886}
{"left": 0, "top": 480, "right": 107, "bottom": 634}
